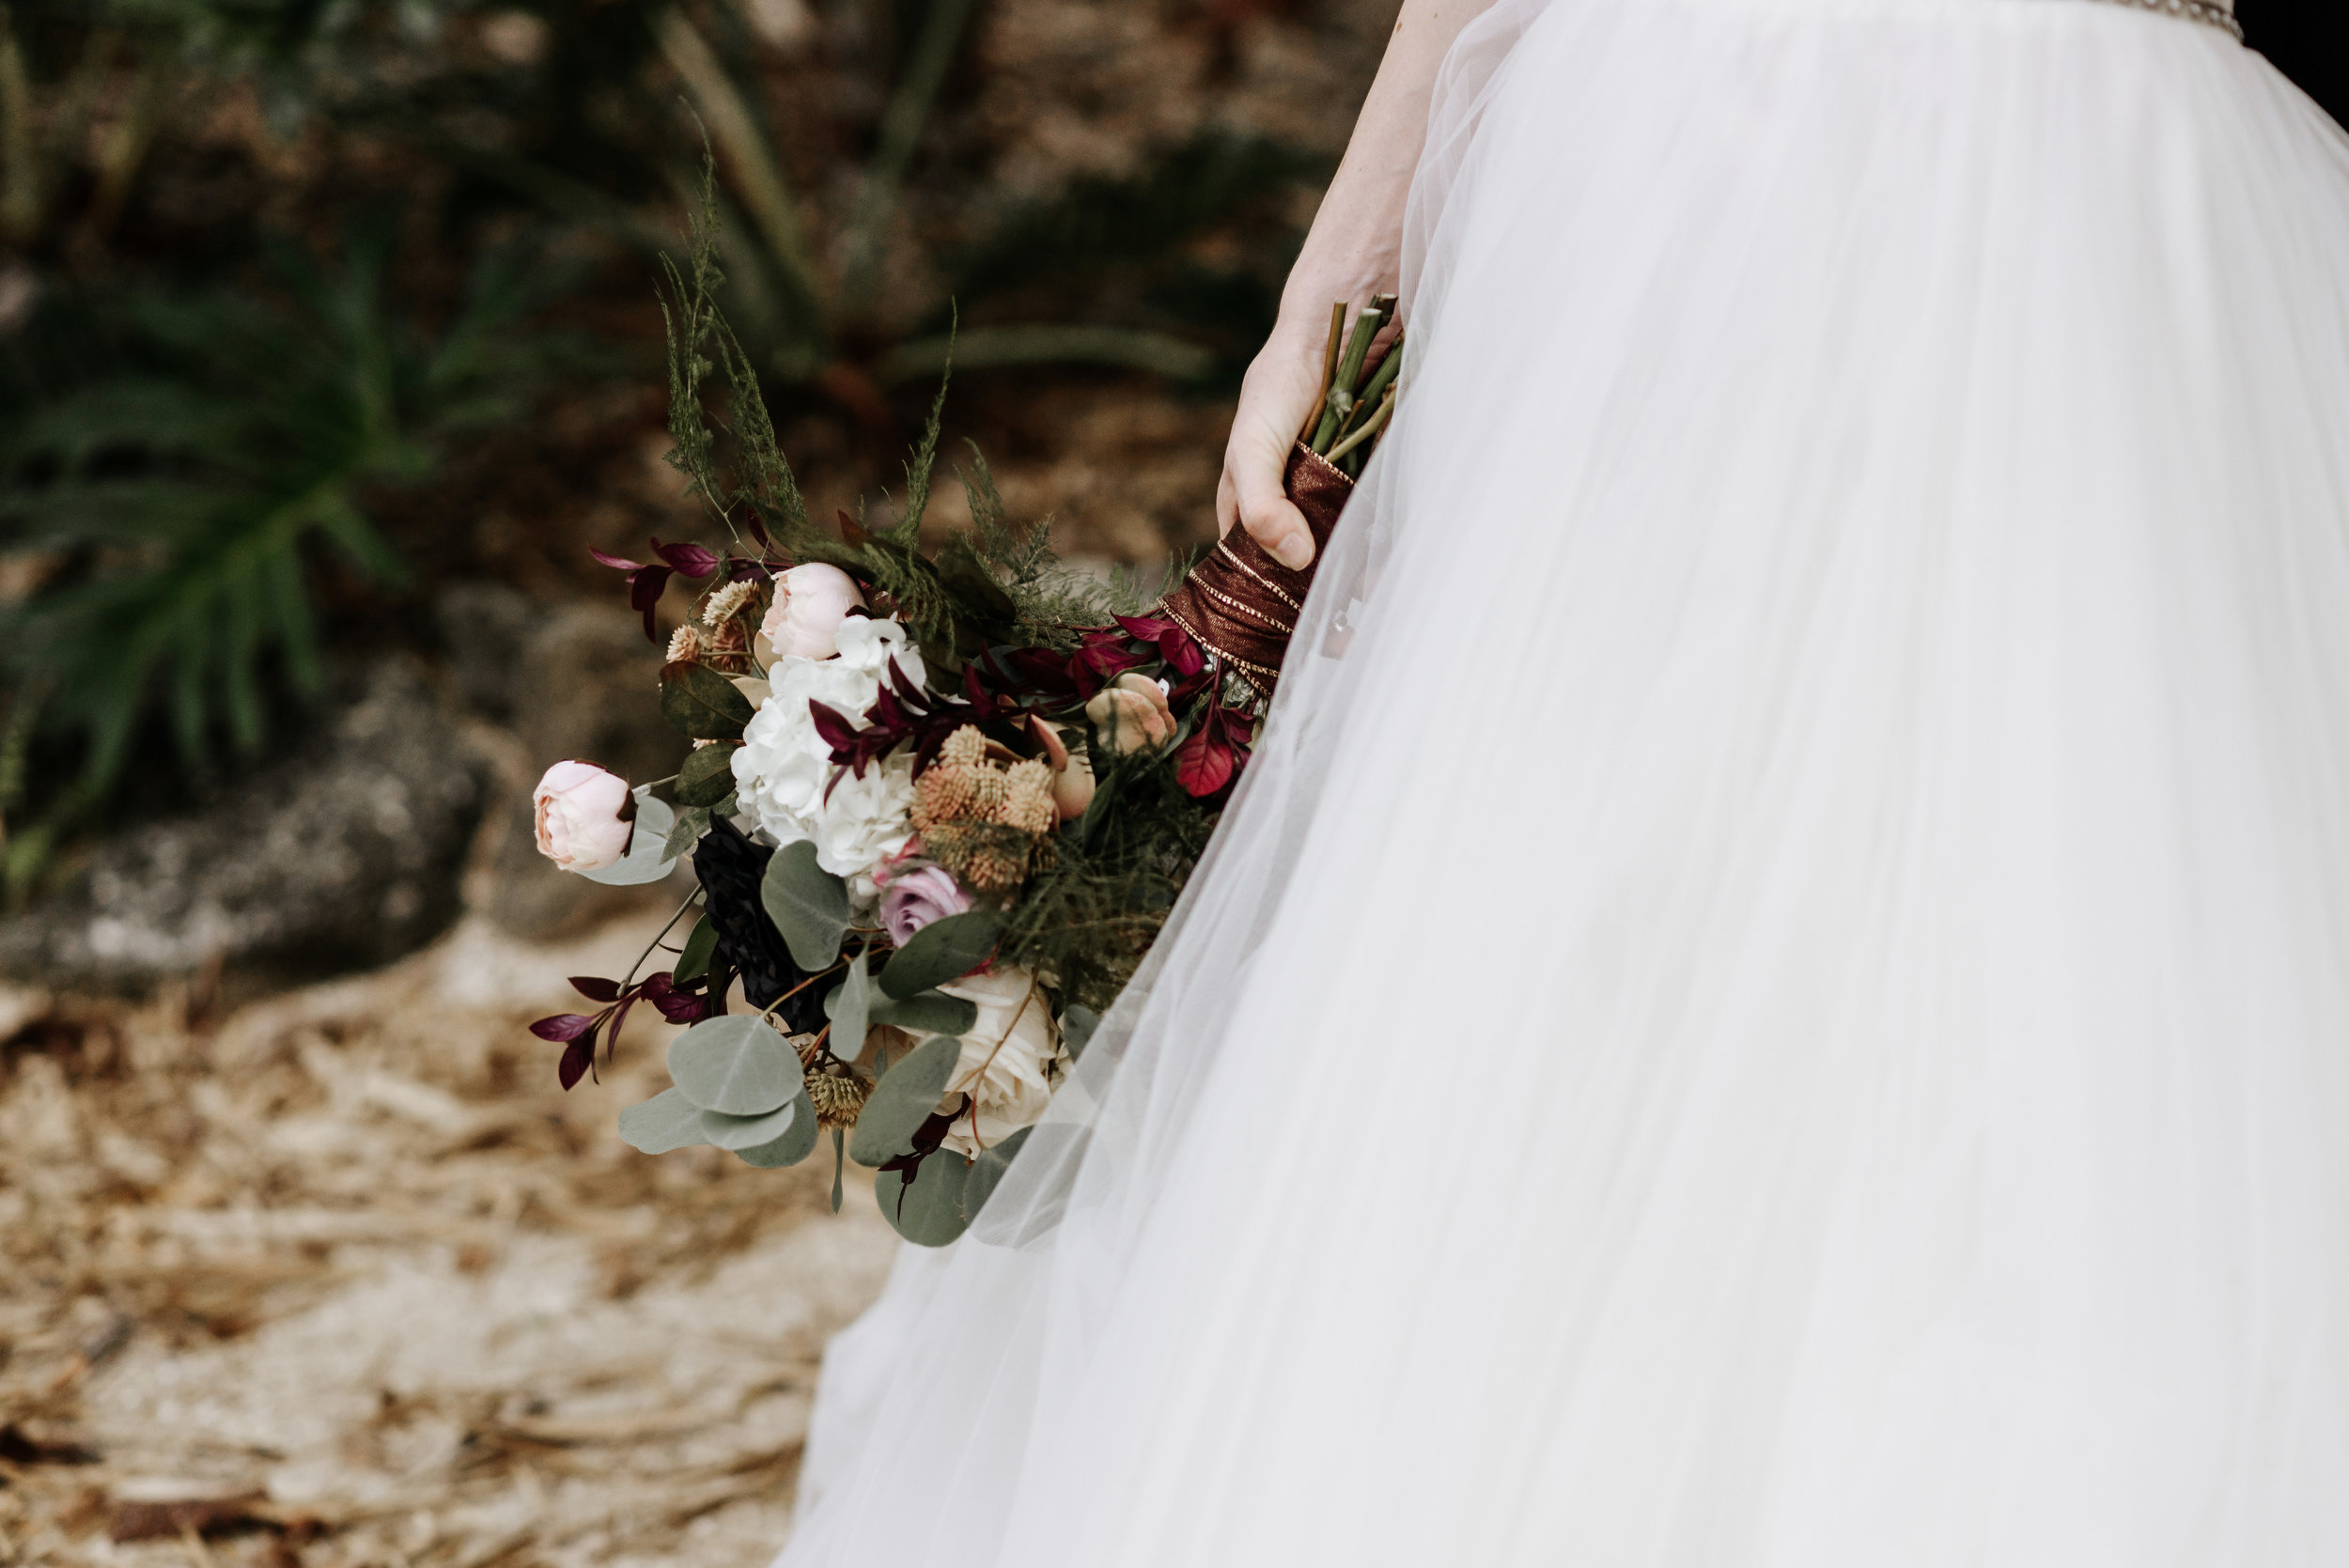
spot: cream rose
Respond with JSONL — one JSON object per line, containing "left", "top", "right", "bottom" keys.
{"left": 921, "top": 966, "right": 1066, "bottom": 1157}
{"left": 754, "top": 563, "right": 865, "bottom": 664}
{"left": 532, "top": 760, "right": 635, "bottom": 872}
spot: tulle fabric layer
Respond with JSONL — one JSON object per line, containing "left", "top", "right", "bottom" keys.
{"left": 778, "top": 2, "right": 2349, "bottom": 1562}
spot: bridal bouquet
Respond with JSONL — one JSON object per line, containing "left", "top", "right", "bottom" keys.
{"left": 527, "top": 193, "right": 1396, "bottom": 1246}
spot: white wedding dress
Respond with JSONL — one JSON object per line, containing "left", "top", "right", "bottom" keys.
{"left": 775, "top": 0, "right": 2349, "bottom": 1560}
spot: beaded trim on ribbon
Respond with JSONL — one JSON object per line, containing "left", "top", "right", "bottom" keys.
{"left": 2083, "top": 0, "right": 2242, "bottom": 40}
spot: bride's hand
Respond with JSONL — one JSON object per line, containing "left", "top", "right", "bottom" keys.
{"left": 1217, "top": 318, "right": 1326, "bottom": 571}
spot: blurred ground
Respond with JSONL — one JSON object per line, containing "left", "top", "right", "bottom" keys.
{"left": 0, "top": 901, "right": 895, "bottom": 1568}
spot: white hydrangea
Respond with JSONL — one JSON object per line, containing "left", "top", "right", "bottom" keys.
{"left": 731, "top": 616, "right": 925, "bottom": 888}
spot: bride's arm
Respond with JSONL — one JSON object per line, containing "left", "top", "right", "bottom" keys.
{"left": 1216, "top": 0, "right": 1495, "bottom": 569}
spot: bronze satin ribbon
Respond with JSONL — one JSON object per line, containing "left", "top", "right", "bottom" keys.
{"left": 1155, "top": 443, "right": 1353, "bottom": 702}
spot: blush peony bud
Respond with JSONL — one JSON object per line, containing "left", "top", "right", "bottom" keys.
{"left": 1084, "top": 673, "right": 1176, "bottom": 754}
{"left": 754, "top": 563, "right": 865, "bottom": 664}
{"left": 1028, "top": 714, "right": 1096, "bottom": 820}
{"left": 533, "top": 760, "right": 636, "bottom": 872}
{"left": 879, "top": 864, "right": 973, "bottom": 946}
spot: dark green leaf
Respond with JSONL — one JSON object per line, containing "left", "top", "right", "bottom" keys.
{"left": 867, "top": 990, "right": 979, "bottom": 1036}
{"left": 661, "top": 663, "right": 755, "bottom": 740}
{"left": 735, "top": 1090, "right": 821, "bottom": 1168}
{"left": 666, "top": 1015, "right": 802, "bottom": 1115}
{"left": 878, "top": 910, "right": 1003, "bottom": 1000}
{"left": 877, "top": 1153, "right": 972, "bottom": 1248}
{"left": 848, "top": 1032, "right": 960, "bottom": 1167}
{"left": 676, "top": 742, "right": 740, "bottom": 806}
{"left": 663, "top": 805, "right": 713, "bottom": 861}
{"left": 761, "top": 839, "right": 850, "bottom": 970}
{"left": 673, "top": 916, "right": 719, "bottom": 985}
{"left": 1059, "top": 1005, "right": 1102, "bottom": 1061}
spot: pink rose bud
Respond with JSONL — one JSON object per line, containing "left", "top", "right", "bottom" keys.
{"left": 533, "top": 760, "right": 636, "bottom": 872}
{"left": 1083, "top": 673, "right": 1176, "bottom": 754}
{"left": 879, "top": 865, "right": 973, "bottom": 946}
{"left": 754, "top": 563, "right": 866, "bottom": 663}
{"left": 1028, "top": 714, "right": 1096, "bottom": 820}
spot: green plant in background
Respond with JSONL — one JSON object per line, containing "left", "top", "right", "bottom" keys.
{"left": 0, "top": 230, "right": 568, "bottom": 892}
{"left": 632, "top": 1, "right": 1323, "bottom": 404}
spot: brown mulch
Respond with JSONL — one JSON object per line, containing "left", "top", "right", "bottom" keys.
{"left": 0, "top": 909, "right": 899, "bottom": 1568}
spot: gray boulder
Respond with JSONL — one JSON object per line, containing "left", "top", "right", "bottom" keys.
{"left": 0, "top": 660, "right": 490, "bottom": 988}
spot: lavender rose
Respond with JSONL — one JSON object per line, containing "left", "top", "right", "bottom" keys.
{"left": 880, "top": 864, "right": 972, "bottom": 945}
{"left": 533, "top": 760, "right": 635, "bottom": 872}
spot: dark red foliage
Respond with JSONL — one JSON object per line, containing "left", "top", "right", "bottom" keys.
{"left": 1172, "top": 692, "right": 1252, "bottom": 800}
{"left": 591, "top": 538, "right": 719, "bottom": 641}
{"left": 568, "top": 975, "right": 622, "bottom": 1002}
{"left": 530, "top": 1013, "right": 598, "bottom": 1042}
{"left": 558, "top": 1032, "right": 599, "bottom": 1090}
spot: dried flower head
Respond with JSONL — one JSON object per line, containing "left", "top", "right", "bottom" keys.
{"left": 665, "top": 625, "right": 704, "bottom": 663}
{"left": 938, "top": 725, "right": 988, "bottom": 771}
{"left": 1001, "top": 759, "right": 1056, "bottom": 836}
{"left": 701, "top": 579, "right": 755, "bottom": 627}
{"left": 806, "top": 1067, "right": 869, "bottom": 1130}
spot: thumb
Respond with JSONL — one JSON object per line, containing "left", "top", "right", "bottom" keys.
{"left": 1235, "top": 439, "right": 1315, "bottom": 570}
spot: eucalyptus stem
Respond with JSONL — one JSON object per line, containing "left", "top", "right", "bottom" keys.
{"left": 1325, "top": 384, "right": 1394, "bottom": 464}
{"left": 1338, "top": 327, "right": 1405, "bottom": 438}
{"left": 621, "top": 889, "right": 706, "bottom": 990}
{"left": 1297, "top": 302, "right": 1345, "bottom": 444}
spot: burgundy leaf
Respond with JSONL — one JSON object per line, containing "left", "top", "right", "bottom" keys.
{"left": 727, "top": 557, "right": 771, "bottom": 582}
{"left": 568, "top": 975, "right": 623, "bottom": 1002}
{"left": 1113, "top": 614, "right": 1179, "bottom": 641}
{"left": 590, "top": 548, "right": 644, "bottom": 572}
{"left": 1172, "top": 727, "right": 1237, "bottom": 798}
{"left": 1156, "top": 626, "right": 1206, "bottom": 678}
{"left": 606, "top": 993, "right": 640, "bottom": 1063}
{"left": 558, "top": 1032, "right": 598, "bottom": 1091}
{"left": 808, "top": 699, "right": 864, "bottom": 754}
{"left": 531, "top": 1013, "right": 599, "bottom": 1042}
{"left": 889, "top": 657, "right": 927, "bottom": 706}
{"left": 652, "top": 990, "right": 708, "bottom": 1024}
{"left": 742, "top": 507, "right": 771, "bottom": 549}
{"left": 651, "top": 537, "right": 721, "bottom": 577}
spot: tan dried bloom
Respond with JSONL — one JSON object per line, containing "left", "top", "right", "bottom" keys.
{"left": 999, "top": 759, "right": 1056, "bottom": 836}
{"left": 701, "top": 579, "right": 755, "bottom": 627}
{"left": 938, "top": 725, "right": 988, "bottom": 770}
{"left": 665, "top": 625, "right": 704, "bottom": 663}
{"left": 806, "top": 1068, "right": 869, "bottom": 1130}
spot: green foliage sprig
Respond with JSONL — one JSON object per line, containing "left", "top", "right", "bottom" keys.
{"left": 0, "top": 228, "right": 569, "bottom": 889}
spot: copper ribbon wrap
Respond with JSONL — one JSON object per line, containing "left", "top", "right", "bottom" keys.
{"left": 1154, "top": 443, "right": 1354, "bottom": 702}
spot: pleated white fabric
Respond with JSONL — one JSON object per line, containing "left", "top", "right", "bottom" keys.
{"left": 775, "top": 1, "right": 2349, "bottom": 1561}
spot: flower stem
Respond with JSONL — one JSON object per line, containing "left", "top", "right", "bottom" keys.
{"left": 621, "top": 890, "right": 704, "bottom": 991}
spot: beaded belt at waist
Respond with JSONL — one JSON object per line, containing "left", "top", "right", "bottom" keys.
{"left": 2083, "top": 0, "right": 2241, "bottom": 40}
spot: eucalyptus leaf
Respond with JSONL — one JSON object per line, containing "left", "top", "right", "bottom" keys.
{"left": 960, "top": 1125, "right": 1032, "bottom": 1220}
{"left": 1059, "top": 1005, "right": 1102, "bottom": 1061}
{"left": 676, "top": 742, "right": 740, "bottom": 806}
{"left": 823, "top": 954, "right": 871, "bottom": 1063}
{"left": 667, "top": 1015, "right": 801, "bottom": 1115}
{"left": 579, "top": 790, "right": 678, "bottom": 886}
{"left": 698, "top": 1096, "right": 801, "bottom": 1151}
{"left": 877, "top": 1152, "right": 973, "bottom": 1248}
{"left": 879, "top": 910, "right": 1003, "bottom": 1000}
{"left": 673, "top": 915, "right": 719, "bottom": 984}
{"left": 661, "top": 663, "right": 754, "bottom": 739}
{"left": 848, "top": 1032, "right": 961, "bottom": 1167}
{"left": 868, "top": 990, "right": 979, "bottom": 1036}
{"left": 617, "top": 1087, "right": 708, "bottom": 1155}
{"left": 762, "top": 839, "right": 850, "bottom": 970}
{"left": 734, "top": 1090, "right": 820, "bottom": 1168}
{"left": 830, "top": 1127, "right": 846, "bottom": 1212}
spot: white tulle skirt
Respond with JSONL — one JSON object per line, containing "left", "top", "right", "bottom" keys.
{"left": 776, "top": 1, "right": 2349, "bottom": 1561}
